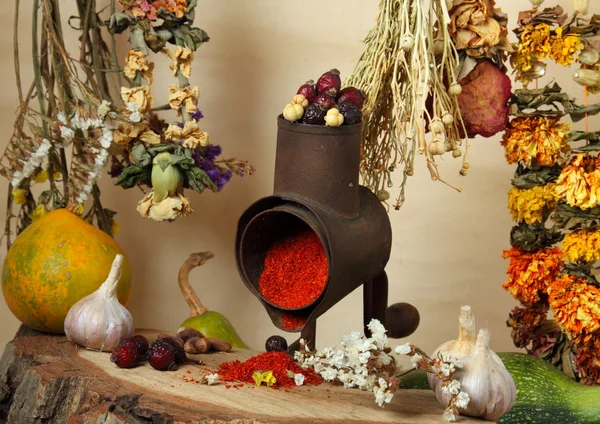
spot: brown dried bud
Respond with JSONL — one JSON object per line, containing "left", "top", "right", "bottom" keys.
{"left": 184, "top": 337, "right": 201, "bottom": 354}
{"left": 177, "top": 327, "right": 204, "bottom": 341}
{"left": 207, "top": 338, "right": 232, "bottom": 352}
{"left": 195, "top": 338, "right": 212, "bottom": 353}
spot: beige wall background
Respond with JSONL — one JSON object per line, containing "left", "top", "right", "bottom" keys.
{"left": 0, "top": 0, "right": 593, "bottom": 358}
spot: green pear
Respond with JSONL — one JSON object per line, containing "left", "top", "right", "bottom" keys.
{"left": 177, "top": 252, "right": 250, "bottom": 349}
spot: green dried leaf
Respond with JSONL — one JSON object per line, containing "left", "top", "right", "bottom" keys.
{"left": 115, "top": 165, "right": 152, "bottom": 189}
{"left": 552, "top": 202, "right": 600, "bottom": 231}
{"left": 561, "top": 263, "right": 600, "bottom": 287}
{"left": 145, "top": 30, "right": 167, "bottom": 53}
{"left": 147, "top": 143, "right": 177, "bottom": 156}
{"left": 510, "top": 222, "right": 563, "bottom": 252}
{"left": 512, "top": 163, "right": 561, "bottom": 189}
{"left": 185, "top": 167, "right": 217, "bottom": 192}
{"left": 131, "top": 143, "right": 152, "bottom": 168}
{"left": 37, "top": 190, "right": 52, "bottom": 206}
{"left": 108, "top": 13, "right": 133, "bottom": 35}
{"left": 130, "top": 26, "right": 150, "bottom": 56}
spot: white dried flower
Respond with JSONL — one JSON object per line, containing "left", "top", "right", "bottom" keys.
{"left": 294, "top": 373, "right": 305, "bottom": 386}
{"left": 97, "top": 100, "right": 111, "bottom": 120}
{"left": 455, "top": 391, "right": 470, "bottom": 409}
{"left": 206, "top": 373, "right": 219, "bottom": 385}
{"left": 126, "top": 102, "right": 142, "bottom": 123}
{"left": 99, "top": 128, "right": 113, "bottom": 149}
{"left": 57, "top": 111, "right": 67, "bottom": 125}
{"left": 60, "top": 126, "right": 75, "bottom": 144}
{"left": 410, "top": 354, "right": 422, "bottom": 369}
{"left": 442, "top": 379, "right": 461, "bottom": 395}
{"left": 395, "top": 344, "right": 412, "bottom": 355}
{"left": 443, "top": 408, "right": 458, "bottom": 422}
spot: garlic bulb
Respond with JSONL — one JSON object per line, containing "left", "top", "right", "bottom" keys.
{"left": 428, "top": 306, "right": 516, "bottom": 421}
{"left": 64, "top": 254, "right": 134, "bottom": 351}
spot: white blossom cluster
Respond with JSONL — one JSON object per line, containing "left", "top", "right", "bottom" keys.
{"left": 57, "top": 102, "right": 115, "bottom": 204}
{"left": 294, "top": 319, "right": 398, "bottom": 407}
{"left": 11, "top": 139, "right": 52, "bottom": 188}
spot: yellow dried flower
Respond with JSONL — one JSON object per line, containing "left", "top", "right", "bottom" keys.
{"left": 111, "top": 220, "right": 121, "bottom": 236}
{"left": 120, "top": 86, "right": 154, "bottom": 114}
{"left": 165, "top": 121, "right": 209, "bottom": 149}
{"left": 123, "top": 50, "right": 154, "bottom": 85}
{"left": 53, "top": 171, "right": 62, "bottom": 181}
{"left": 11, "top": 189, "right": 27, "bottom": 205}
{"left": 113, "top": 121, "right": 161, "bottom": 146}
{"left": 548, "top": 275, "right": 600, "bottom": 337}
{"left": 164, "top": 46, "right": 194, "bottom": 78}
{"left": 32, "top": 169, "right": 48, "bottom": 184}
{"left": 507, "top": 183, "right": 558, "bottom": 224}
{"left": 550, "top": 27, "right": 584, "bottom": 66}
{"left": 562, "top": 229, "right": 600, "bottom": 262}
{"left": 519, "top": 24, "right": 552, "bottom": 59}
{"left": 556, "top": 154, "right": 600, "bottom": 210}
{"left": 137, "top": 191, "right": 192, "bottom": 222}
{"left": 501, "top": 116, "right": 570, "bottom": 166}
{"left": 168, "top": 85, "right": 200, "bottom": 116}
{"left": 28, "top": 205, "right": 46, "bottom": 221}
{"left": 252, "top": 370, "right": 276, "bottom": 387}
{"left": 74, "top": 204, "right": 85, "bottom": 216}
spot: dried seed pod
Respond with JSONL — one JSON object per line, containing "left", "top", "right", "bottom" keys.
{"left": 207, "top": 338, "right": 233, "bottom": 352}
{"left": 195, "top": 337, "right": 212, "bottom": 353}
{"left": 184, "top": 337, "right": 201, "bottom": 354}
{"left": 177, "top": 327, "right": 204, "bottom": 341}
{"left": 579, "top": 49, "right": 600, "bottom": 66}
{"left": 156, "top": 333, "right": 185, "bottom": 348}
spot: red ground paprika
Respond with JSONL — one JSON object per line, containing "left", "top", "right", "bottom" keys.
{"left": 258, "top": 229, "right": 328, "bottom": 309}
{"left": 281, "top": 312, "right": 308, "bottom": 331}
{"left": 217, "top": 352, "right": 322, "bottom": 388}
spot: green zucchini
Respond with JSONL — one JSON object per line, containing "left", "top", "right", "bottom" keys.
{"left": 398, "top": 352, "right": 600, "bottom": 423}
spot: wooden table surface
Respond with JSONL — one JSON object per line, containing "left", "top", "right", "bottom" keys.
{"left": 0, "top": 327, "right": 490, "bottom": 424}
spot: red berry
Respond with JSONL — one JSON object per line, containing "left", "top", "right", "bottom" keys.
{"left": 297, "top": 80, "right": 317, "bottom": 103}
{"left": 110, "top": 345, "right": 140, "bottom": 369}
{"left": 316, "top": 69, "right": 341, "bottom": 95}
{"left": 337, "top": 87, "right": 365, "bottom": 109}
{"left": 314, "top": 93, "right": 336, "bottom": 110}
{"left": 302, "top": 103, "right": 327, "bottom": 125}
{"left": 120, "top": 335, "right": 149, "bottom": 356}
{"left": 158, "top": 337, "right": 188, "bottom": 363}
{"left": 148, "top": 341, "right": 178, "bottom": 371}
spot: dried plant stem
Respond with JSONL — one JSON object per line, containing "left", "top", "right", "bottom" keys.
{"left": 346, "top": 0, "right": 468, "bottom": 209}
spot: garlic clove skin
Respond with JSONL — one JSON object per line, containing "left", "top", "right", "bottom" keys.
{"left": 64, "top": 254, "right": 134, "bottom": 351}
{"left": 431, "top": 305, "right": 477, "bottom": 359}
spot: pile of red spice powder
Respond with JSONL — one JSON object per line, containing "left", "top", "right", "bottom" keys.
{"left": 217, "top": 352, "right": 322, "bottom": 388}
{"left": 258, "top": 229, "right": 328, "bottom": 309}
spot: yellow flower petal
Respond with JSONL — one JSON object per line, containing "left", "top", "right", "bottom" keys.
{"left": 11, "top": 189, "right": 27, "bottom": 205}
{"left": 252, "top": 370, "right": 277, "bottom": 387}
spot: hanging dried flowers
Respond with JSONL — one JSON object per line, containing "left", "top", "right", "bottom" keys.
{"left": 502, "top": 247, "right": 563, "bottom": 304}
{"left": 499, "top": 2, "right": 600, "bottom": 384}
{"left": 109, "top": 1, "right": 253, "bottom": 222}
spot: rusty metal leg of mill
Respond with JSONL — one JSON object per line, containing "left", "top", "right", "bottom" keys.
{"left": 363, "top": 271, "right": 389, "bottom": 337}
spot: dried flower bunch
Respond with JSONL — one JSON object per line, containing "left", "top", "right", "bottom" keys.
{"left": 0, "top": 0, "right": 252, "bottom": 242}
{"left": 0, "top": 0, "right": 126, "bottom": 241}
{"left": 109, "top": 0, "right": 253, "bottom": 222}
{"left": 345, "top": 0, "right": 511, "bottom": 209}
{"left": 294, "top": 319, "right": 470, "bottom": 422}
{"left": 501, "top": 0, "right": 600, "bottom": 385}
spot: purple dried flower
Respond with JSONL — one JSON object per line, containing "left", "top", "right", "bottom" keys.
{"left": 191, "top": 103, "right": 204, "bottom": 121}
{"left": 205, "top": 144, "right": 222, "bottom": 160}
{"left": 216, "top": 170, "right": 232, "bottom": 191}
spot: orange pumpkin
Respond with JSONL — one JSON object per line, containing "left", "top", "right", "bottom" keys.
{"left": 2, "top": 208, "right": 133, "bottom": 333}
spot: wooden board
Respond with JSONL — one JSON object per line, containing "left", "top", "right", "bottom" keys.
{"left": 0, "top": 326, "right": 491, "bottom": 423}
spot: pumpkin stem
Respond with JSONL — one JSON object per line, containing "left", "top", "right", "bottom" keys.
{"left": 178, "top": 251, "right": 215, "bottom": 317}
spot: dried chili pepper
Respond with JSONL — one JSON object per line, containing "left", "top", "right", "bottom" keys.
{"left": 217, "top": 352, "right": 322, "bottom": 388}
{"left": 258, "top": 229, "right": 328, "bottom": 309}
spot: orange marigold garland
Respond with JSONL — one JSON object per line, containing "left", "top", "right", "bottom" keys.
{"left": 500, "top": 1, "right": 600, "bottom": 384}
